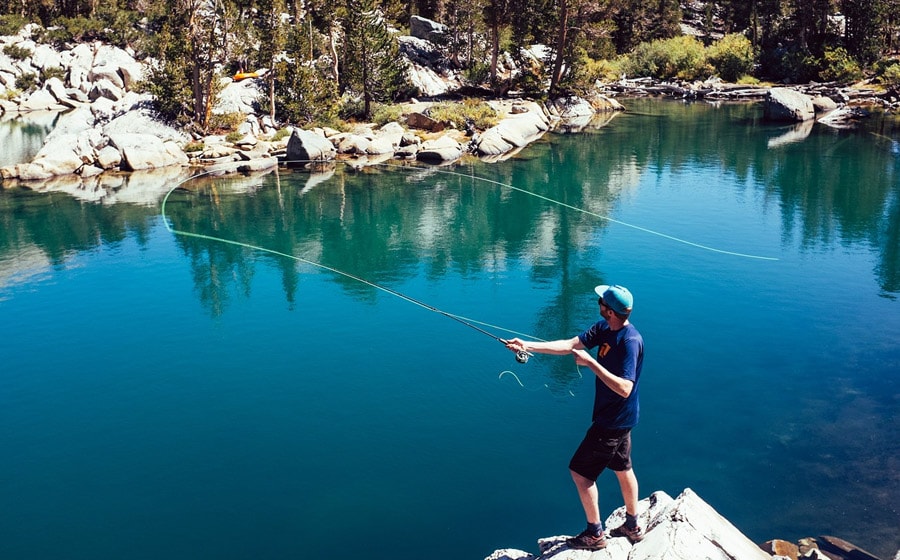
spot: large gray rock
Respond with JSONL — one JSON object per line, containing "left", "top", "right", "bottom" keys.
{"left": 812, "top": 95, "right": 838, "bottom": 113}
{"left": 334, "top": 133, "right": 371, "bottom": 155}
{"left": 417, "top": 135, "right": 463, "bottom": 163}
{"left": 88, "top": 78, "right": 124, "bottom": 102}
{"left": 398, "top": 35, "right": 462, "bottom": 96}
{"left": 103, "top": 98, "right": 189, "bottom": 144}
{"left": 18, "top": 89, "right": 66, "bottom": 111}
{"left": 476, "top": 102, "right": 549, "bottom": 157}
{"left": 409, "top": 15, "right": 447, "bottom": 43}
{"left": 109, "top": 133, "right": 188, "bottom": 171}
{"left": 95, "top": 145, "right": 122, "bottom": 169}
{"left": 43, "top": 76, "right": 69, "bottom": 105}
{"left": 764, "top": 87, "right": 815, "bottom": 122}
{"left": 405, "top": 60, "right": 461, "bottom": 97}
{"left": 88, "top": 62, "right": 125, "bottom": 89}
{"left": 3, "top": 133, "right": 92, "bottom": 179}
{"left": 0, "top": 69, "right": 15, "bottom": 88}
{"left": 46, "top": 105, "right": 94, "bottom": 137}
{"left": 215, "top": 78, "right": 262, "bottom": 115}
{"left": 545, "top": 96, "right": 595, "bottom": 119}
{"left": 489, "top": 489, "right": 773, "bottom": 560}
{"left": 286, "top": 128, "right": 337, "bottom": 162}
{"left": 31, "top": 44, "right": 62, "bottom": 72}
{"left": 368, "top": 122, "right": 405, "bottom": 154}
{"left": 91, "top": 44, "right": 144, "bottom": 89}
{"left": 68, "top": 63, "right": 90, "bottom": 93}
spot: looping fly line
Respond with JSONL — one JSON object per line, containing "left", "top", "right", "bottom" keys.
{"left": 160, "top": 167, "right": 545, "bottom": 366}
{"left": 160, "top": 155, "right": 776, "bottom": 391}
{"left": 370, "top": 162, "right": 779, "bottom": 261}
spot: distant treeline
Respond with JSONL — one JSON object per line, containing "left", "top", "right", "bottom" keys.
{"left": 1, "top": 0, "right": 898, "bottom": 130}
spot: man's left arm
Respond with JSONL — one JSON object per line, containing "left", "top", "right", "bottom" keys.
{"left": 571, "top": 348, "right": 635, "bottom": 398}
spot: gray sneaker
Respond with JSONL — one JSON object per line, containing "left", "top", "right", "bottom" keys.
{"left": 611, "top": 523, "right": 644, "bottom": 543}
{"left": 566, "top": 529, "right": 608, "bottom": 550}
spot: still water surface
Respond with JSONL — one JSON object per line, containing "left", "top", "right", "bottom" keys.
{"left": 1, "top": 99, "right": 898, "bottom": 559}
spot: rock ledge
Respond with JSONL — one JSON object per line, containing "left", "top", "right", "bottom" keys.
{"left": 486, "top": 488, "right": 890, "bottom": 560}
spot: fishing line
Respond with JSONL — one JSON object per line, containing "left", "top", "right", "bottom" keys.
{"left": 498, "top": 370, "right": 579, "bottom": 396}
{"left": 371, "top": 161, "right": 779, "bottom": 261}
{"left": 160, "top": 168, "right": 538, "bottom": 366}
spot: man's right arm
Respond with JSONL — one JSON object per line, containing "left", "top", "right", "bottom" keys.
{"left": 506, "top": 336, "right": 584, "bottom": 355}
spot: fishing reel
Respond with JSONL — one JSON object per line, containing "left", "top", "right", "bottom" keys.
{"left": 500, "top": 338, "right": 533, "bottom": 364}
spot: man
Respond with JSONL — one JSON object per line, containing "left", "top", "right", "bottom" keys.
{"left": 505, "top": 284, "right": 645, "bottom": 550}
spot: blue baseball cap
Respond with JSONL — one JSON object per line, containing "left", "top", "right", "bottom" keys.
{"left": 595, "top": 284, "right": 633, "bottom": 314}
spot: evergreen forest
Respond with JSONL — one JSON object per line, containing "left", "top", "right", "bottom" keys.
{"left": 1, "top": 0, "right": 898, "bottom": 131}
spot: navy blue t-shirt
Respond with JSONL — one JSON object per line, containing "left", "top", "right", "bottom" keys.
{"left": 577, "top": 320, "right": 644, "bottom": 429}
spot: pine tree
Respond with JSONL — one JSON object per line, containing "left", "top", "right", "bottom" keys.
{"left": 339, "top": 0, "right": 407, "bottom": 120}
{"left": 255, "top": 0, "right": 288, "bottom": 121}
{"left": 269, "top": 16, "right": 339, "bottom": 125}
{"left": 843, "top": 0, "right": 887, "bottom": 64}
{"left": 142, "top": 0, "right": 228, "bottom": 131}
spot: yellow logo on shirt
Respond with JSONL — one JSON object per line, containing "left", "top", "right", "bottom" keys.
{"left": 598, "top": 343, "right": 611, "bottom": 358}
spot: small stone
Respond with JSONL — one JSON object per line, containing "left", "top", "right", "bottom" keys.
{"left": 761, "top": 539, "right": 800, "bottom": 560}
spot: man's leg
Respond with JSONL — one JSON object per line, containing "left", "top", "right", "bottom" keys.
{"left": 570, "top": 469, "right": 601, "bottom": 524}
{"left": 614, "top": 468, "right": 639, "bottom": 516}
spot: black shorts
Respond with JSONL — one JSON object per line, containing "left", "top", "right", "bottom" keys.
{"left": 568, "top": 423, "right": 633, "bottom": 481}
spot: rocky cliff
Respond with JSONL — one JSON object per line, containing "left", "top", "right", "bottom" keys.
{"left": 487, "top": 489, "right": 893, "bottom": 560}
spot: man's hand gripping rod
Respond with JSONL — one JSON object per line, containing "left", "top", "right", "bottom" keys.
{"left": 500, "top": 339, "right": 534, "bottom": 364}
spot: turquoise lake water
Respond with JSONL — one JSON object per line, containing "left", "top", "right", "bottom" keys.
{"left": 1, "top": 99, "right": 898, "bottom": 559}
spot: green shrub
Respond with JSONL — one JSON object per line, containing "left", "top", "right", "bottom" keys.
{"left": 707, "top": 33, "right": 756, "bottom": 82}
{"left": 225, "top": 131, "right": 244, "bottom": 143}
{"left": 0, "top": 14, "right": 27, "bottom": 36}
{"left": 208, "top": 111, "right": 246, "bottom": 132}
{"left": 511, "top": 65, "right": 545, "bottom": 95}
{"left": 15, "top": 72, "right": 38, "bottom": 93}
{"left": 184, "top": 141, "right": 205, "bottom": 152}
{"left": 3, "top": 43, "right": 32, "bottom": 61}
{"left": 2, "top": 88, "right": 21, "bottom": 101}
{"left": 41, "top": 66, "right": 67, "bottom": 82}
{"left": 464, "top": 61, "right": 491, "bottom": 85}
{"left": 372, "top": 103, "right": 403, "bottom": 126}
{"left": 881, "top": 62, "right": 900, "bottom": 89}
{"left": 41, "top": 16, "right": 106, "bottom": 45}
{"left": 271, "top": 128, "right": 292, "bottom": 142}
{"left": 338, "top": 96, "right": 366, "bottom": 121}
{"left": 428, "top": 99, "right": 500, "bottom": 130}
{"left": 92, "top": 4, "right": 142, "bottom": 48}
{"left": 622, "top": 35, "right": 712, "bottom": 81}
{"left": 760, "top": 46, "right": 820, "bottom": 83}
{"left": 562, "top": 49, "right": 620, "bottom": 93}
{"left": 819, "top": 47, "right": 863, "bottom": 83}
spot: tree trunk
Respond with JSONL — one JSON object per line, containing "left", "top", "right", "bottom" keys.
{"left": 489, "top": 21, "right": 499, "bottom": 85}
{"left": 549, "top": 0, "right": 569, "bottom": 96}
{"left": 269, "top": 70, "right": 276, "bottom": 121}
{"left": 363, "top": 58, "right": 371, "bottom": 119}
{"left": 329, "top": 22, "right": 340, "bottom": 82}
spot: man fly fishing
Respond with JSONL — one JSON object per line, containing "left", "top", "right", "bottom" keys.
{"left": 505, "top": 284, "right": 645, "bottom": 550}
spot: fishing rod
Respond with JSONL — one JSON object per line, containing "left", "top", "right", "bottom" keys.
{"left": 160, "top": 168, "right": 537, "bottom": 364}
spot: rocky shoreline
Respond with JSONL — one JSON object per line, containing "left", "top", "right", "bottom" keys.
{"left": 0, "top": 22, "right": 625, "bottom": 192}
{"left": 489, "top": 489, "right": 895, "bottom": 560}
{"left": 2, "top": 19, "right": 896, "bottom": 198}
